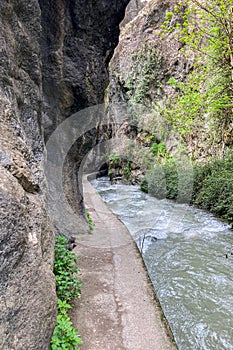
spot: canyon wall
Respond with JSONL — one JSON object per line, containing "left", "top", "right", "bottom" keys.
{"left": 0, "top": 1, "right": 57, "bottom": 348}
{"left": 0, "top": 0, "right": 129, "bottom": 348}
{"left": 109, "top": 0, "right": 232, "bottom": 161}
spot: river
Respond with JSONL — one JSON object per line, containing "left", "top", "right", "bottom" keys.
{"left": 91, "top": 177, "right": 233, "bottom": 350}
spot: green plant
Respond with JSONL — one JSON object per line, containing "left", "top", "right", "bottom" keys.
{"left": 85, "top": 208, "right": 94, "bottom": 231}
{"left": 163, "top": 0, "right": 233, "bottom": 76}
{"left": 144, "top": 134, "right": 156, "bottom": 143}
{"left": 124, "top": 45, "right": 163, "bottom": 115}
{"left": 123, "top": 165, "right": 131, "bottom": 178}
{"left": 163, "top": 69, "right": 232, "bottom": 139}
{"left": 50, "top": 236, "right": 83, "bottom": 349}
{"left": 150, "top": 142, "right": 167, "bottom": 158}
{"left": 54, "top": 236, "right": 82, "bottom": 302}
{"left": 108, "top": 169, "right": 113, "bottom": 176}
{"left": 141, "top": 152, "right": 233, "bottom": 225}
{"left": 160, "top": 1, "right": 233, "bottom": 142}
{"left": 142, "top": 160, "right": 179, "bottom": 200}
{"left": 49, "top": 299, "right": 82, "bottom": 350}
{"left": 193, "top": 154, "right": 233, "bottom": 224}
{"left": 108, "top": 153, "right": 120, "bottom": 166}
{"left": 140, "top": 177, "right": 149, "bottom": 193}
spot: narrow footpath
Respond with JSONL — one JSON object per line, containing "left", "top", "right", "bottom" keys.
{"left": 72, "top": 175, "right": 177, "bottom": 350}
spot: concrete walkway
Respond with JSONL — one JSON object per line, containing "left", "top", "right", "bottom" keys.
{"left": 72, "top": 175, "right": 177, "bottom": 350}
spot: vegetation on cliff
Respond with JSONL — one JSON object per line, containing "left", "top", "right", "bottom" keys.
{"left": 108, "top": 0, "right": 233, "bottom": 225}
{"left": 140, "top": 0, "right": 233, "bottom": 225}
{"left": 161, "top": 0, "right": 233, "bottom": 151}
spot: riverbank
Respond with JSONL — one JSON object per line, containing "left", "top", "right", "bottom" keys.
{"left": 140, "top": 152, "right": 233, "bottom": 227}
{"left": 71, "top": 175, "right": 176, "bottom": 350}
{"left": 107, "top": 150, "right": 233, "bottom": 227}
{"left": 92, "top": 177, "right": 233, "bottom": 349}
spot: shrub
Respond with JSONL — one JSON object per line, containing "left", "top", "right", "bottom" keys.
{"left": 50, "top": 236, "right": 83, "bottom": 349}
{"left": 140, "top": 177, "right": 149, "bottom": 193}
{"left": 194, "top": 168, "right": 233, "bottom": 224}
{"left": 162, "top": 161, "right": 179, "bottom": 200}
{"left": 54, "top": 236, "right": 82, "bottom": 302}
{"left": 85, "top": 209, "right": 94, "bottom": 231}
{"left": 141, "top": 161, "right": 179, "bottom": 200}
{"left": 49, "top": 299, "right": 82, "bottom": 350}
{"left": 108, "top": 153, "right": 120, "bottom": 166}
{"left": 146, "top": 165, "right": 167, "bottom": 199}
{"left": 140, "top": 152, "right": 233, "bottom": 225}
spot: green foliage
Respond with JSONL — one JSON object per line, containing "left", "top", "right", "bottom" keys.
{"left": 122, "top": 162, "right": 131, "bottom": 179}
{"left": 50, "top": 236, "right": 83, "bottom": 349}
{"left": 164, "top": 73, "right": 204, "bottom": 134}
{"left": 49, "top": 299, "right": 82, "bottom": 350}
{"left": 124, "top": 45, "right": 163, "bottom": 108}
{"left": 85, "top": 208, "right": 94, "bottom": 231}
{"left": 165, "top": 67, "right": 232, "bottom": 135}
{"left": 142, "top": 160, "right": 179, "bottom": 200}
{"left": 150, "top": 142, "right": 167, "bottom": 158}
{"left": 162, "top": 1, "right": 233, "bottom": 64}
{"left": 141, "top": 152, "right": 233, "bottom": 224}
{"left": 108, "top": 153, "right": 120, "bottom": 166}
{"left": 161, "top": 0, "right": 233, "bottom": 142}
{"left": 144, "top": 134, "right": 156, "bottom": 143}
{"left": 165, "top": 11, "right": 173, "bottom": 21}
{"left": 145, "top": 166, "right": 168, "bottom": 199}
{"left": 54, "top": 236, "right": 82, "bottom": 302}
{"left": 140, "top": 177, "right": 149, "bottom": 193}
{"left": 193, "top": 154, "right": 233, "bottom": 223}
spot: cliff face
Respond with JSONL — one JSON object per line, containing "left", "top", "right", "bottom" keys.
{"left": 40, "top": 0, "right": 129, "bottom": 232}
{"left": 40, "top": 0, "right": 129, "bottom": 138}
{"left": 109, "top": 0, "right": 190, "bottom": 158}
{"left": 109, "top": 0, "right": 231, "bottom": 161}
{"left": 120, "top": 0, "right": 147, "bottom": 26}
{"left": 0, "top": 0, "right": 129, "bottom": 348}
{"left": 0, "top": 1, "right": 57, "bottom": 349}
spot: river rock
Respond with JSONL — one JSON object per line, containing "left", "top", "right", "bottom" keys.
{"left": 136, "top": 228, "right": 168, "bottom": 252}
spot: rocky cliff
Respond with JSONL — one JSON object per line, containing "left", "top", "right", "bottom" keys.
{"left": 108, "top": 0, "right": 190, "bottom": 171}
{"left": 109, "top": 0, "right": 232, "bottom": 161}
{"left": 40, "top": 0, "right": 130, "bottom": 233}
{"left": 0, "top": 1, "right": 57, "bottom": 349}
{"left": 0, "top": 0, "right": 129, "bottom": 348}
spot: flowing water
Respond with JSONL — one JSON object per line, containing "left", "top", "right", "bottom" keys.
{"left": 91, "top": 177, "right": 233, "bottom": 350}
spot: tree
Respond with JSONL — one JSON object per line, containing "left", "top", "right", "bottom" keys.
{"left": 173, "top": 0, "right": 233, "bottom": 84}
{"left": 161, "top": 0, "right": 233, "bottom": 149}
{"left": 186, "top": 0, "right": 233, "bottom": 83}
